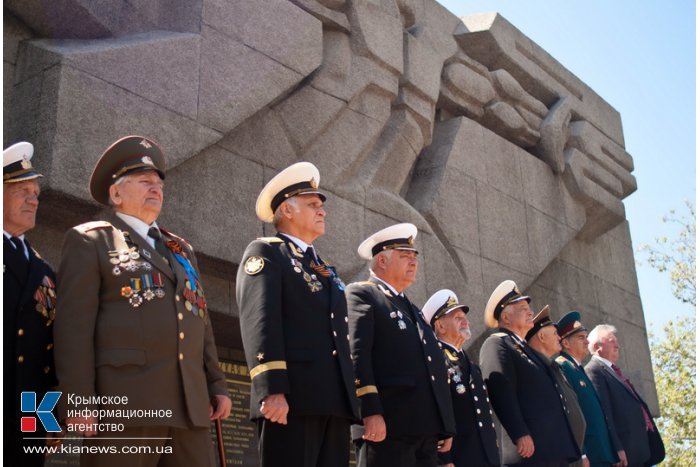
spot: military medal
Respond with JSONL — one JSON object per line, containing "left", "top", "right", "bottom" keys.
{"left": 152, "top": 273, "right": 165, "bottom": 298}
{"left": 121, "top": 286, "right": 133, "bottom": 298}
{"left": 129, "top": 295, "right": 143, "bottom": 307}
{"left": 142, "top": 274, "right": 155, "bottom": 300}
{"left": 125, "top": 262, "right": 139, "bottom": 272}
{"left": 112, "top": 266, "right": 122, "bottom": 276}
{"left": 129, "top": 278, "right": 142, "bottom": 308}
{"left": 129, "top": 249, "right": 140, "bottom": 260}
{"left": 398, "top": 320, "right": 407, "bottom": 330}
{"left": 390, "top": 311, "right": 397, "bottom": 318}
{"left": 456, "top": 384, "right": 466, "bottom": 394}
{"left": 110, "top": 257, "right": 121, "bottom": 265}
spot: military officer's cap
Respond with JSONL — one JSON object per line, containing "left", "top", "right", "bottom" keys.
{"left": 484, "top": 280, "right": 531, "bottom": 328}
{"left": 422, "top": 289, "right": 469, "bottom": 327}
{"left": 255, "top": 161, "right": 326, "bottom": 222}
{"left": 4, "top": 142, "right": 43, "bottom": 183}
{"left": 89, "top": 136, "right": 166, "bottom": 205}
{"left": 357, "top": 223, "right": 418, "bottom": 260}
{"left": 525, "top": 304, "right": 552, "bottom": 342}
{"left": 555, "top": 311, "right": 587, "bottom": 339}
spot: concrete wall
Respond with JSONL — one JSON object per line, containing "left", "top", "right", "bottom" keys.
{"left": 3, "top": 0, "right": 656, "bottom": 413}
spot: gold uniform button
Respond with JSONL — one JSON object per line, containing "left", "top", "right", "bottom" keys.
{"left": 431, "top": 375, "right": 435, "bottom": 381}
{"left": 179, "top": 332, "right": 185, "bottom": 340}
{"left": 47, "top": 343, "right": 54, "bottom": 350}
{"left": 175, "top": 296, "right": 181, "bottom": 302}
{"left": 179, "top": 353, "right": 184, "bottom": 360}
{"left": 44, "top": 366, "right": 50, "bottom": 374}
{"left": 428, "top": 356, "right": 432, "bottom": 362}
{"left": 178, "top": 313, "right": 184, "bottom": 320}
{"left": 332, "top": 350, "right": 337, "bottom": 357}
{"left": 17, "top": 329, "right": 24, "bottom": 336}
{"left": 18, "top": 356, "right": 24, "bottom": 363}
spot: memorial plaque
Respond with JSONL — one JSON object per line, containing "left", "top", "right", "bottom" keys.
{"left": 211, "top": 361, "right": 259, "bottom": 466}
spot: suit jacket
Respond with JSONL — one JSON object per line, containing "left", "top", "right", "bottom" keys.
{"left": 585, "top": 357, "right": 664, "bottom": 466}
{"left": 345, "top": 277, "right": 455, "bottom": 439}
{"left": 4, "top": 236, "right": 58, "bottom": 420}
{"left": 556, "top": 352, "right": 618, "bottom": 465}
{"left": 235, "top": 234, "right": 360, "bottom": 421}
{"left": 479, "top": 329, "right": 580, "bottom": 465}
{"left": 54, "top": 215, "right": 227, "bottom": 429}
{"left": 438, "top": 341, "right": 499, "bottom": 467}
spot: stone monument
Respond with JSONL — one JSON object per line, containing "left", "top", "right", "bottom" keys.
{"left": 4, "top": 0, "right": 656, "bottom": 462}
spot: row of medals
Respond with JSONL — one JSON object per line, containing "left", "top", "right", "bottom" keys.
{"left": 389, "top": 310, "right": 408, "bottom": 330}
{"left": 111, "top": 247, "right": 165, "bottom": 307}
{"left": 447, "top": 366, "right": 467, "bottom": 394}
{"left": 291, "top": 259, "right": 324, "bottom": 292}
{"left": 183, "top": 279, "right": 206, "bottom": 318}
{"left": 34, "top": 275, "right": 57, "bottom": 324}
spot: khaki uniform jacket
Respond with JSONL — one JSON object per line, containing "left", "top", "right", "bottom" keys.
{"left": 54, "top": 215, "right": 227, "bottom": 429}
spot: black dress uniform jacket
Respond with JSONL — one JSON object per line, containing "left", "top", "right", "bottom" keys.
{"left": 346, "top": 277, "right": 455, "bottom": 439}
{"left": 54, "top": 215, "right": 228, "bottom": 429}
{"left": 236, "top": 235, "right": 360, "bottom": 421}
{"left": 438, "top": 341, "right": 499, "bottom": 467}
{"left": 4, "top": 236, "right": 57, "bottom": 466}
{"left": 479, "top": 329, "right": 580, "bottom": 465}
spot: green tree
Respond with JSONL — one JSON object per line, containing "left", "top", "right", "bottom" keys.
{"left": 641, "top": 201, "right": 695, "bottom": 465}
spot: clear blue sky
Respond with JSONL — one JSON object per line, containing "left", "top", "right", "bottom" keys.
{"left": 436, "top": 1, "right": 696, "bottom": 329}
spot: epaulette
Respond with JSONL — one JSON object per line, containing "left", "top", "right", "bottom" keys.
{"left": 78, "top": 221, "right": 114, "bottom": 232}
{"left": 257, "top": 237, "right": 284, "bottom": 243}
{"left": 555, "top": 355, "right": 568, "bottom": 365}
{"left": 160, "top": 228, "right": 192, "bottom": 249}
{"left": 492, "top": 332, "right": 507, "bottom": 337}
{"left": 350, "top": 280, "right": 375, "bottom": 287}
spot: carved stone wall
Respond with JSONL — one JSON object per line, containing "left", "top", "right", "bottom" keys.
{"left": 3, "top": 0, "right": 656, "bottom": 413}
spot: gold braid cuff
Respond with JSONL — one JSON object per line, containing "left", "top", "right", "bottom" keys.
{"left": 356, "top": 385, "right": 378, "bottom": 397}
{"left": 249, "top": 361, "right": 287, "bottom": 379}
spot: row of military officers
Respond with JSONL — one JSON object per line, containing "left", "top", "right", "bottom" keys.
{"left": 5, "top": 136, "right": 664, "bottom": 467}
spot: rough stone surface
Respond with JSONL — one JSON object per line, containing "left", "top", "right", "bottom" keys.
{"left": 5, "top": 0, "right": 654, "bottom": 413}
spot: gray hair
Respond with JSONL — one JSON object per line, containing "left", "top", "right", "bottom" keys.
{"left": 272, "top": 196, "right": 300, "bottom": 227}
{"left": 370, "top": 250, "right": 391, "bottom": 270}
{"left": 587, "top": 324, "right": 617, "bottom": 354}
{"left": 108, "top": 175, "right": 128, "bottom": 207}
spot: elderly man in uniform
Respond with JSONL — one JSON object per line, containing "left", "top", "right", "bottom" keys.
{"left": 525, "top": 307, "right": 587, "bottom": 467}
{"left": 479, "top": 280, "right": 580, "bottom": 467}
{"left": 54, "top": 136, "right": 231, "bottom": 467}
{"left": 236, "top": 162, "right": 360, "bottom": 467}
{"left": 422, "top": 289, "right": 499, "bottom": 467}
{"left": 4, "top": 142, "right": 58, "bottom": 466}
{"left": 585, "top": 325, "right": 664, "bottom": 467}
{"left": 346, "top": 223, "right": 455, "bottom": 467}
{"left": 554, "top": 312, "right": 620, "bottom": 467}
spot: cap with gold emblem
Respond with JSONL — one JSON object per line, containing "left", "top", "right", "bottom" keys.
{"left": 421, "top": 289, "right": 469, "bottom": 327}
{"left": 555, "top": 311, "right": 587, "bottom": 339}
{"left": 89, "top": 136, "right": 166, "bottom": 206}
{"left": 484, "top": 280, "right": 531, "bottom": 328}
{"left": 255, "top": 162, "right": 326, "bottom": 223}
{"left": 525, "top": 304, "right": 552, "bottom": 341}
{"left": 4, "top": 142, "right": 43, "bottom": 183}
{"left": 357, "top": 223, "right": 418, "bottom": 260}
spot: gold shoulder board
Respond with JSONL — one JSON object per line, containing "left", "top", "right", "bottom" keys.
{"left": 79, "top": 221, "right": 114, "bottom": 232}
{"left": 257, "top": 237, "right": 284, "bottom": 243}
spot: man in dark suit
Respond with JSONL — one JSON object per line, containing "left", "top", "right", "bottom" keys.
{"left": 422, "top": 289, "right": 499, "bottom": 467}
{"left": 554, "top": 312, "right": 619, "bottom": 467}
{"left": 584, "top": 325, "right": 665, "bottom": 467}
{"left": 4, "top": 142, "right": 58, "bottom": 467}
{"left": 525, "top": 306, "right": 587, "bottom": 467}
{"left": 54, "top": 136, "right": 231, "bottom": 467}
{"left": 479, "top": 280, "right": 580, "bottom": 467}
{"left": 346, "top": 223, "right": 455, "bottom": 467}
{"left": 236, "top": 162, "right": 360, "bottom": 467}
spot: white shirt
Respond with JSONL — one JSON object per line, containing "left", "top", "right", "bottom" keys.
{"left": 278, "top": 233, "right": 317, "bottom": 259}
{"left": 116, "top": 212, "right": 159, "bottom": 249}
{"left": 593, "top": 354, "right": 614, "bottom": 369}
{"left": 4, "top": 230, "right": 28, "bottom": 259}
{"left": 369, "top": 271, "right": 401, "bottom": 296}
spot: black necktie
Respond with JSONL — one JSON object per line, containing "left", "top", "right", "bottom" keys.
{"left": 10, "top": 236, "right": 27, "bottom": 260}
{"left": 147, "top": 227, "right": 171, "bottom": 262}
{"left": 304, "top": 246, "right": 318, "bottom": 263}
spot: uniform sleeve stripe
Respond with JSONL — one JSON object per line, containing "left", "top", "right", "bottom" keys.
{"left": 249, "top": 361, "right": 287, "bottom": 379}
{"left": 356, "top": 385, "right": 378, "bottom": 397}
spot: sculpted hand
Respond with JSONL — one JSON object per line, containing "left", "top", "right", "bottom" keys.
{"left": 209, "top": 394, "right": 232, "bottom": 420}
{"left": 362, "top": 415, "right": 387, "bottom": 442}
{"left": 516, "top": 435, "right": 535, "bottom": 458}
{"left": 65, "top": 416, "right": 98, "bottom": 437}
{"left": 260, "top": 394, "right": 289, "bottom": 425}
{"left": 437, "top": 437, "right": 453, "bottom": 453}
